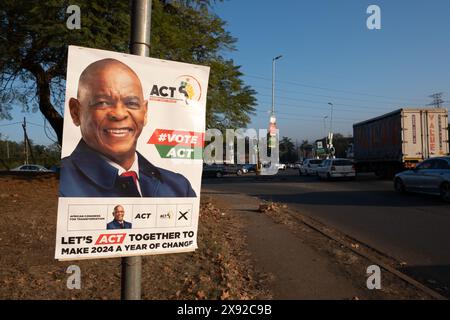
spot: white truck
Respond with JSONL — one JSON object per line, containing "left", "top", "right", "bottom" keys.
{"left": 352, "top": 108, "right": 449, "bottom": 177}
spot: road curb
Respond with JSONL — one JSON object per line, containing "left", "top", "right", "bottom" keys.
{"left": 283, "top": 207, "right": 448, "bottom": 300}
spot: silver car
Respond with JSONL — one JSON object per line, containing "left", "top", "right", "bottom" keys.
{"left": 316, "top": 158, "right": 356, "bottom": 180}
{"left": 394, "top": 156, "right": 450, "bottom": 202}
{"left": 11, "top": 164, "right": 52, "bottom": 172}
{"left": 299, "top": 159, "right": 323, "bottom": 175}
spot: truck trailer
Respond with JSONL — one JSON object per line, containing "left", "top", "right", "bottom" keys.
{"left": 353, "top": 108, "right": 449, "bottom": 177}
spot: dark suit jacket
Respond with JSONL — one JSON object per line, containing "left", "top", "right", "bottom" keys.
{"left": 60, "top": 140, "right": 196, "bottom": 197}
{"left": 106, "top": 220, "right": 132, "bottom": 230}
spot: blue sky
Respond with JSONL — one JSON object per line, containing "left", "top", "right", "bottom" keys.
{"left": 1, "top": 0, "right": 449, "bottom": 145}
{"left": 213, "top": 0, "right": 450, "bottom": 143}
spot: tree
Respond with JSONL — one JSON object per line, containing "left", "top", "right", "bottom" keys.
{"left": 0, "top": 0, "right": 256, "bottom": 145}
{"left": 299, "top": 139, "right": 311, "bottom": 159}
{"left": 279, "top": 136, "right": 296, "bottom": 163}
{"left": 331, "top": 133, "right": 353, "bottom": 158}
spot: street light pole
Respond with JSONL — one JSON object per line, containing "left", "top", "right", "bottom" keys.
{"left": 328, "top": 102, "right": 334, "bottom": 134}
{"left": 272, "top": 55, "right": 282, "bottom": 116}
{"left": 327, "top": 102, "right": 334, "bottom": 158}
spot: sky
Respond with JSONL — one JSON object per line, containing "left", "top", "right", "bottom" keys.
{"left": 1, "top": 0, "right": 450, "bottom": 146}
{"left": 212, "top": 0, "right": 450, "bottom": 144}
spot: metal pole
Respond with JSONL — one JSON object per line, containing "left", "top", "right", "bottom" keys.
{"left": 272, "top": 59, "right": 275, "bottom": 115}
{"left": 22, "top": 117, "right": 28, "bottom": 165}
{"left": 328, "top": 103, "right": 334, "bottom": 158}
{"left": 121, "top": 0, "right": 152, "bottom": 301}
{"left": 130, "top": 0, "right": 152, "bottom": 56}
{"left": 328, "top": 102, "right": 333, "bottom": 134}
{"left": 271, "top": 55, "right": 282, "bottom": 116}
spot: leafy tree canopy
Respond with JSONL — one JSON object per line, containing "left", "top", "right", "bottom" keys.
{"left": 0, "top": 0, "right": 256, "bottom": 144}
{"left": 279, "top": 136, "right": 296, "bottom": 163}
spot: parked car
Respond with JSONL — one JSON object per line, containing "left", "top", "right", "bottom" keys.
{"left": 316, "top": 158, "right": 356, "bottom": 180}
{"left": 393, "top": 156, "right": 450, "bottom": 202}
{"left": 299, "top": 159, "right": 323, "bottom": 175}
{"left": 294, "top": 161, "right": 303, "bottom": 169}
{"left": 11, "top": 164, "right": 52, "bottom": 172}
{"left": 223, "top": 164, "right": 248, "bottom": 175}
{"left": 203, "top": 164, "right": 248, "bottom": 177}
{"left": 243, "top": 164, "right": 257, "bottom": 173}
{"left": 202, "top": 164, "right": 225, "bottom": 178}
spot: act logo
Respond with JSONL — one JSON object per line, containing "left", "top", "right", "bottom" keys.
{"left": 149, "top": 75, "right": 202, "bottom": 106}
{"left": 160, "top": 211, "right": 173, "bottom": 220}
{"left": 176, "top": 75, "right": 202, "bottom": 105}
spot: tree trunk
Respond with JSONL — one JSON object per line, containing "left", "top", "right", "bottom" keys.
{"left": 32, "top": 66, "right": 64, "bottom": 145}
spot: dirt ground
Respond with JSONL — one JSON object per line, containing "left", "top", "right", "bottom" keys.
{"left": 0, "top": 173, "right": 270, "bottom": 300}
{"left": 0, "top": 173, "right": 440, "bottom": 300}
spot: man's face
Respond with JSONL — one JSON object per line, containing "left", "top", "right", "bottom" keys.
{"left": 70, "top": 63, "right": 148, "bottom": 163}
{"left": 113, "top": 206, "right": 125, "bottom": 222}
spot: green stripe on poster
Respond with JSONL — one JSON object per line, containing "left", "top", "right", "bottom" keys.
{"left": 155, "top": 145, "right": 203, "bottom": 159}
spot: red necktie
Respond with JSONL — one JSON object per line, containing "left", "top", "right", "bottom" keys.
{"left": 120, "top": 171, "right": 138, "bottom": 186}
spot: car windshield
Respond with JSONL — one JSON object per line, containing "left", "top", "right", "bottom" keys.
{"left": 309, "top": 160, "right": 322, "bottom": 164}
{"left": 416, "top": 161, "right": 433, "bottom": 170}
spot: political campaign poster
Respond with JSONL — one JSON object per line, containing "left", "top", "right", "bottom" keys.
{"left": 55, "top": 46, "right": 210, "bottom": 260}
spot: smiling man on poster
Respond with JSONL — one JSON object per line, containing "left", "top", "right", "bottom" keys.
{"left": 60, "top": 58, "right": 196, "bottom": 197}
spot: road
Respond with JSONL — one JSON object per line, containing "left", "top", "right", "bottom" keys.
{"left": 202, "top": 169, "right": 450, "bottom": 294}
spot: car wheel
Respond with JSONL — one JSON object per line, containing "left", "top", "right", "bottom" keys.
{"left": 440, "top": 182, "right": 450, "bottom": 202}
{"left": 237, "top": 170, "right": 243, "bottom": 176}
{"left": 394, "top": 178, "right": 405, "bottom": 193}
{"left": 216, "top": 171, "right": 223, "bottom": 178}
{"left": 326, "top": 173, "right": 331, "bottom": 181}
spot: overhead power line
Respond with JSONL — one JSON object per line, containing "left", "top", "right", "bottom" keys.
{"left": 0, "top": 121, "right": 21, "bottom": 127}
{"left": 257, "top": 92, "right": 398, "bottom": 112}
{"left": 252, "top": 84, "right": 425, "bottom": 106}
{"left": 264, "top": 111, "right": 361, "bottom": 122}
{"left": 244, "top": 74, "right": 429, "bottom": 105}
{"left": 255, "top": 100, "right": 383, "bottom": 116}
{"left": 256, "top": 111, "right": 360, "bottom": 123}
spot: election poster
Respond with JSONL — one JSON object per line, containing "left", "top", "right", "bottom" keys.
{"left": 55, "top": 46, "right": 210, "bottom": 260}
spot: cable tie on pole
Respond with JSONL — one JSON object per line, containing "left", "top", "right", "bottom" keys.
{"left": 130, "top": 41, "right": 151, "bottom": 49}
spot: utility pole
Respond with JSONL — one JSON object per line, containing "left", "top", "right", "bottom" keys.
{"left": 21, "top": 117, "right": 36, "bottom": 164}
{"left": 327, "top": 103, "right": 335, "bottom": 158}
{"left": 22, "top": 117, "right": 28, "bottom": 164}
{"left": 121, "top": 0, "right": 152, "bottom": 301}
{"left": 427, "top": 92, "right": 445, "bottom": 108}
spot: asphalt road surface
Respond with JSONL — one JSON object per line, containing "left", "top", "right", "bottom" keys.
{"left": 202, "top": 169, "right": 450, "bottom": 294}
